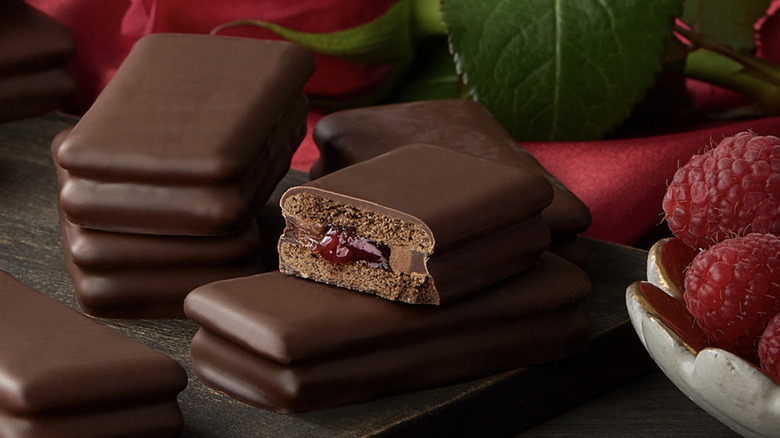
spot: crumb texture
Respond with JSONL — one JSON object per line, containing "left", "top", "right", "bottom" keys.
{"left": 282, "top": 192, "right": 433, "bottom": 252}
{"left": 278, "top": 240, "right": 439, "bottom": 305}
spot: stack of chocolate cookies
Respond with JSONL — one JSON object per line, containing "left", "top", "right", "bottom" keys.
{"left": 0, "top": 1, "right": 76, "bottom": 121}
{"left": 0, "top": 270, "right": 188, "bottom": 436}
{"left": 52, "top": 33, "right": 315, "bottom": 318}
{"left": 38, "top": 28, "right": 593, "bottom": 413}
{"left": 185, "top": 142, "right": 593, "bottom": 412}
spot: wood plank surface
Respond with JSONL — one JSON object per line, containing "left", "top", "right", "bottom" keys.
{"left": 0, "top": 112, "right": 659, "bottom": 437}
{"left": 523, "top": 370, "right": 739, "bottom": 437}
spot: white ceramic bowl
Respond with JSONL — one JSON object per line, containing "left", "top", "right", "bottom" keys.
{"left": 626, "top": 238, "right": 780, "bottom": 438}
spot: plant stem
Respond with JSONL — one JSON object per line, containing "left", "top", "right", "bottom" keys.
{"left": 677, "top": 24, "right": 780, "bottom": 111}
{"left": 410, "top": 0, "right": 447, "bottom": 39}
{"left": 685, "top": 49, "right": 780, "bottom": 109}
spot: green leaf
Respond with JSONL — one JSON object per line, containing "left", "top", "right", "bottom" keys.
{"left": 441, "top": 0, "right": 683, "bottom": 141}
{"left": 681, "top": 0, "right": 770, "bottom": 53}
{"left": 381, "top": 37, "right": 464, "bottom": 103}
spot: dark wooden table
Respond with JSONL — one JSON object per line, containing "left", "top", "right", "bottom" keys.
{"left": 0, "top": 113, "right": 740, "bottom": 437}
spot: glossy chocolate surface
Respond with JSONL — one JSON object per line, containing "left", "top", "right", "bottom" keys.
{"left": 186, "top": 252, "right": 590, "bottom": 364}
{"left": 298, "top": 144, "right": 552, "bottom": 247}
{"left": 0, "top": 400, "right": 184, "bottom": 438}
{"left": 61, "top": 215, "right": 263, "bottom": 269}
{"left": 57, "top": 91, "right": 309, "bottom": 235}
{"left": 64, "top": 257, "right": 263, "bottom": 319}
{"left": 0, "top": 2, "right": 75, "bottom": 121}
{"left": 191, "top": 307, "right": 589, "bottom": 413}
{"left": 57, "top": 33, "right": 314, "bottom": 182}
{"left": 280, "top": 144, "right": 553, "bottom": 304}
{"left": 0, "top": 2, "right": 75, "bottom": 75}
{"left": 0, "top": 270, "right": 187, "bottom": 416}
{"left": 51, "top": 130, "right": 266, "bottom": 318}
{"left": 310, "top": 99, "right": 591, "bottom": 248}
{"left": 0, "top": 68, "right": 74, "bottom": 121}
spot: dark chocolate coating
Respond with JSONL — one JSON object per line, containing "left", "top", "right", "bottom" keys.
{"left": 0, "top": 68, "right": 75, "bottom": 122}
{"left": 0, "top": 2, "right": 75, "bottom": 121}
{"left": 0, "top": 270, "right": 187, "bottom": 416}
{"left": 64, "top": 256, "right": 264, "bottom": 319}
{"left": 185, "top": 252, "right": 590, "bottom": 364}
{"left": 549, "top": 234, "right": 590, "bottom": 268}
{"left": 191, "top": 307, "right": 589, "bottom": 413}
{"left": 59, "top": 214, "right": 264, "bottom": 318}
{"left": 51, "top": 129, "right": 266, "bottom": 318}
{"left": 0, "top": 400, "right": 184, "bottom": 438}
{"left": 0, "top": 2, "right": 75, "bottom": 75}
{"left": 280, "top": 144, "right": 553, "bottom": 304}
{"left": 310, "top": 99, "right": 591, "bottom": 261}
{"left": 62, "top": 215, "right": 263, "bottom": 269}
{"left": 57, "top": 33, "right": 314, "bottom": 183}
{"left": 52, "top": 129, "right": 264, "bottom": 268}
{"left": 58, "top": 93, "right": 309, "bottom": 235}
{"left": 300, "top": 144, "right": 552, "bottom": 249}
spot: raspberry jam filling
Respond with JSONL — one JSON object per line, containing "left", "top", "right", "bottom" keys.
{"left": 315, "top": 226, "right": 390, "bottom": 269}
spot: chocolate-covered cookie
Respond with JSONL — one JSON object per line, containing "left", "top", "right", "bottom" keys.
{"left": 64, "top": 256, "right": 263, "bottom": 319}
{"left": 186, "top": 252, "right": 590, "bottom": 363}
{"left": 279, "top": 144, "right": 553, "bottom": 305}
{"left": 0, "top": 2, "right": 75, "bottom": 121}
{"left": 52, "top": 129, "right": 266, "bottom": 318}
{"left": 55, "top": 34, "right": 314, "bottom": 235}
{"left": 310, "top": 100, "right": 592, "bottom": 266}
{"left": 191, "top": 309, "right": 588, "bottom": 414}
{"left": 62, "top": 216, "right": 263, "bottom": 269}
{"left": 184, "top": 253, "right": 591, "bottom": 413}
{"left": 0, "top": 270, "right": 187, "bottom": 435}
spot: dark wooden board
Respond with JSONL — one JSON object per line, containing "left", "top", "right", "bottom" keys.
{"left": 0, "top": 113, "right": 657, "bottom": 437}
{"left": 523, "top": 370, "right": 740, "bottom": 437}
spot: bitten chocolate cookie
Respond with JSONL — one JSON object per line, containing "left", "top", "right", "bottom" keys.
{"left": 279, "top": 144, "right": 553, "bottom": 305}
{"left": 310, "top": 99, "right": 593, "bottom": 266}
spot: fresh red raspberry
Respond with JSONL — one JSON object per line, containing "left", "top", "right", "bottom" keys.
{"left": 663, "top": 131, "right": 780, "bottom": 250}
{"left": 683, "top": 233, "right": 780, "bottom": 362}
{"left": 759, "top": 312, "right": 780, "bottom": 384}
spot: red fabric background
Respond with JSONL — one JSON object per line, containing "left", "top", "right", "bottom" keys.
{"left": 25, "top": 0, "right": 397, "bottom": 112}
{"left": 24, "top": 0, "right": 780, "bottom": 245}
{"left": 523, "top": 116, "right": 780, "bottom": 244}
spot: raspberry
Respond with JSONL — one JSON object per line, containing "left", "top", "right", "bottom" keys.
{"left": 759, "top": 312, "right": 780, "bottom": 384}
{"left": 683, "top": 233, "right": 780, "bottom": 362}
{"left": 663, "top": 131, "right": 780, "bottom": 250}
